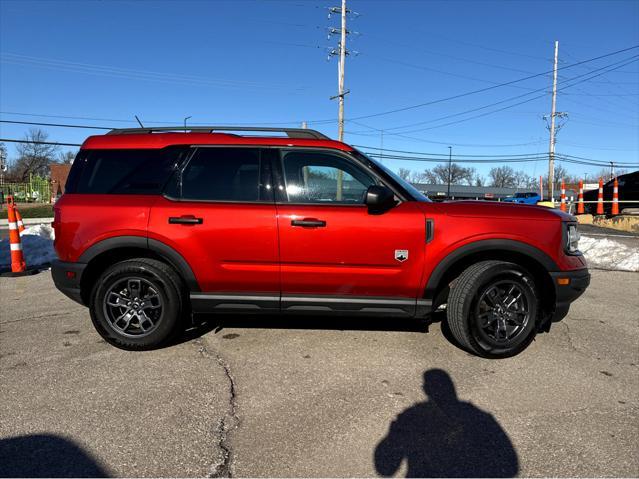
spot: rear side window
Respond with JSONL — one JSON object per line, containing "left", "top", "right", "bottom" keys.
{"left": 65, "top": 147, "right": 187, "bottom": 194}
{"left": 177, "top": 148, "right": 266, "bottom": 202}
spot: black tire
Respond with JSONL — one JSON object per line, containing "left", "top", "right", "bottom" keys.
{"left": 447, "top": 260, "right": 538, "bottom": 358}
{"left": 89, "top": 258, "right": 185, "bottom": 350}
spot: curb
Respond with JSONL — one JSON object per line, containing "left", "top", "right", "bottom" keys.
{"left": 0, "top": 268, "right": 43, "bottom": 278}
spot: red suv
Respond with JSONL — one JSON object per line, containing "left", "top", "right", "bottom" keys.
{"left": 52, "top": 126, "right": 589, "bottom": 358}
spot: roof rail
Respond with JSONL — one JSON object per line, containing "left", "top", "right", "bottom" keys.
{"left": 105, "top": 126, "right": 330, "bottom": 140}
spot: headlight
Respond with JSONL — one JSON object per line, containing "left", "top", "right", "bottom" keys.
{"left": 566, "top": 224, "right": 580, "bottom": 253}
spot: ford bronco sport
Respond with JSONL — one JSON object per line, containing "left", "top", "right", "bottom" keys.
{"left": 52, "top": 126, "right": 590, "bottom": 358}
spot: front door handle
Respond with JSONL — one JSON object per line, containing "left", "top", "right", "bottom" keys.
{"left": 169, "top": 216, "right": 203, "bottom": 225}
{"left": 291, "top": 218, "right": 326, "bottom": 228}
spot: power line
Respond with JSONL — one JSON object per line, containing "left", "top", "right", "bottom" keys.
{"left": 1, "top": 52, "right": 309, "bottom": 93}
{"left": 361, "top": 53, "right": 639, "bottom": 135}
{"left": 346, "top": 55, "right": 639, "bottom": 148}
{"left": 0, "top": 116, "right": 549, "bottom": 150}
{"left": 1, "top": 137, "right": 636, "bottom": 168}
{"left": 340, "top": 45, "right": 639, "bottom": 122}
{"left": 0, "top": 111, "right": 311, "bottom": 127}
{"left": 355, "top": 144, "right": 549, "bottom": 157}
{"left": 0, "top": 138, "right": 82, "bottom": 147}
{"left": 0, "top": 120, "right": 111, "bottom": 130}
{"left": 364, "top": 151, "right": 639, "bottom": 168}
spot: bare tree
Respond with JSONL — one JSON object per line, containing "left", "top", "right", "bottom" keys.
{"left": 13, "top": 129, "right": 59, "bottom": 180}
{"left": 58, "top": 150, "right": 77, "bottom": 164}
{"left": 489, "top": 166, "right": 517, "bottom": 188}
{"left": 0, "top": 142, "right": 7, "bottom": 168}
{"left": 514, "top": 170, "right": 532, "bottom": 188}
{"left": 397, "top": 168, "right": 412, "bottom": 181}
{"left": 592, "top": 167, "right": 628, "bottom": 182}
{"left": 421, "top": 163, "right": 476, "bottom": 185}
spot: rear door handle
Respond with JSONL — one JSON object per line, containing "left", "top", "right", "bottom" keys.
{"left": 169, "top": 216, "right": 203, "bottom": 225}
{"left": 291, "top": 218, "right": 326, "bottom": 228}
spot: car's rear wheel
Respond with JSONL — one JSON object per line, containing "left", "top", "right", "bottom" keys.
{"left": 89, "top": 258, "right": 184, "bottom": 350}
{"left": 447, "top": 260, "right": 538, "bottom": 358}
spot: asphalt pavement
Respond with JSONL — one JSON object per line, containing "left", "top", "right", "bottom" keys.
{"left": 1, "top": 270, "right": 637, "bottom": 477}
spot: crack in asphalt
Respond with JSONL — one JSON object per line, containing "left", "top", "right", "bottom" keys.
{"left": 561, "top": 322, "right": 580, "bottom": 354}
{"left": 194, "top": 337, "right": 239, "bottom": 478}
{"left": 0, "top": 311, "right": 70, "bottom": 325}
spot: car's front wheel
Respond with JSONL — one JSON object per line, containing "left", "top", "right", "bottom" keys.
{"left": 447, "top": 260, "right": 539, "bottom": 358}
{"left": 89, "top": 258, "right": 184, "bottom": 350}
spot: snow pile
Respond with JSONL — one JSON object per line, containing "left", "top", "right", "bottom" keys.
{"left": 1, "top": 223, "right": 638, "bottom": 273}
{"left": 580, "top": 235, "right": 639, "bottom": 272}
{"left": 0, "top": 224, "right": 57, "bottom": 270}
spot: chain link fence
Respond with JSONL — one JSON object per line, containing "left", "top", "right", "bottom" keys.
{"left": 0, "top": 177, "right": 51, "bottom": 204}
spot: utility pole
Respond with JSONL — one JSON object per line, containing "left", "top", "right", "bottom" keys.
{"left": 328, "top": 0, "right": 351, "bottom": 200}
{"left": 447, "top": 146, "right": 452, "bottom": 199}
{"left": 547, "top": 40, "right": 559, "bottom": 202}
{"left": 338, "top": 0, "right": 346, "bottom": 142}
{"left": 610, "top": 161, "right": 615, "bottom": 180}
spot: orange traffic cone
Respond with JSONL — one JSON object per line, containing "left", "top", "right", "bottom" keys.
{"left": 611, "top": 177, "right": 619, "bottom": 216}
{"left": 6, "top": 196, "right": 26, "bottom": 273}
{"left": 560, "top": 179, "right": 567, "bottom": 212}
{"left": 15, "top": 208, "right": 25, "bottom": 234}
{"left": 577, "top": 180, "right": 584, "bottom": 214}
{"left": 596, "top": 178, "right": 604, "bottom": 215}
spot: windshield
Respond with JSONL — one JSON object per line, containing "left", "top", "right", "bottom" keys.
{"left": 351, "top": 150, "right": 430, "bottom": 202}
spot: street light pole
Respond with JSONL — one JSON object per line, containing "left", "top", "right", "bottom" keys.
{"left": 184, "top": 116, "right": 192, "bottom": 132}
{"left": 447, "top": 146, "right": 452, "bottom": 199}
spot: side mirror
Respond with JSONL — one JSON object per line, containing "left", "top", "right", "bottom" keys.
{"left": 365, "top": 185, "right": 396, "bottom": 213}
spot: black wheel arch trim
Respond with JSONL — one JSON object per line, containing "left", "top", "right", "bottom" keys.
{"left": 77, "top": 235, "right": 200, "bottom": 292}
{"left": 424, "top": 239, "right": 559, "bottom": 299}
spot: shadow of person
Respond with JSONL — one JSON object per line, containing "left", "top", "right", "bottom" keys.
{"left": 374, "top": 369, "right": 519, "bottom": 478}
{"left": 0, "top": 434, "right": 110, "bottom": 477}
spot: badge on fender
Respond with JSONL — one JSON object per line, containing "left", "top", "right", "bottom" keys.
{"left": 395, "top": 250, "right": 409, "bottom": 262}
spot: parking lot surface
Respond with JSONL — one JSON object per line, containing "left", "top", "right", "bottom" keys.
{"left": 1, "top": 270, "right": 638, "bottom": 477}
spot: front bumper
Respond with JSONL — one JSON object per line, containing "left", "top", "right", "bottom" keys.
{"left": 548, "top": 268, "right": 590, "bottom": 323}
{"left": 51, "top": 259, "right": 87, "bottom": 306}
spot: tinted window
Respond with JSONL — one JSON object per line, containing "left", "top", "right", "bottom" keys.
{"left": 66, "top": 147, "right": 187, "bottom": 194}
{"left": 280, "top": 151, "right": 375, "bottom": 204}
{"left": 180, "top": 148, "right": 264, "bottom": 202}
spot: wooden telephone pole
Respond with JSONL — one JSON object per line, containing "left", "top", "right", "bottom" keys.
{"left": 329, "top": 0, "right": 351, "bottom": 200}
{"left": 547, "top": 40, "right": 559, "bottom": 201}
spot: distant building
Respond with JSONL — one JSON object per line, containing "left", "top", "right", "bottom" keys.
{"left": 412, "top": 183, "right": 576, "bottom": 201}
{"left": 50, "top": 164, "right": 72, "bottom": 199}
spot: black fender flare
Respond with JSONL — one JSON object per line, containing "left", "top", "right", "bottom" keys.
{"left": 78, "top": 236, "right": 200, "bottom": 291}
{"left": 424, "top": 239, "right": 559, "bottom": 299}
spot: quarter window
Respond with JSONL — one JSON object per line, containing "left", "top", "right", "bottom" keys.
{"left": 280, "top": 151, "right": 375, "bottom": 204}
{"left": 66, "top": 147, "right": 187, "bottom": 194}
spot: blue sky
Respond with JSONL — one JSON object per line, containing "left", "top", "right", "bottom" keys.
{"left": 1, "top": 0, "right": 638, "bottom": 180}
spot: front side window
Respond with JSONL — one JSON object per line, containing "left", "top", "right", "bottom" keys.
{"left": 179, "top": 148, "right": 265, "bottom": 202}
{"left": 280, "top": 151, "right": 375, "bottom": 204}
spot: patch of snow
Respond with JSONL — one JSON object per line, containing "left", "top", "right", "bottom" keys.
{"left": 2, "top": 223, "right": 637, "bottom": 274}
{"left": 0, "top": 224, "right": 57, "bottom": 270}
{"left": 579, "top": 235, "right": 639, "bottom": 272}
{"left": 23, "top": 224, "right": 55, "bottom": 240}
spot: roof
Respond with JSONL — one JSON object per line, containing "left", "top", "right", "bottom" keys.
{"left": 81, "top": 126, "right": 353, "bottom": 151}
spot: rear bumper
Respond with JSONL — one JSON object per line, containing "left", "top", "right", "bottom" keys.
{"left": 548, "top": 268, "right": 590, "bottom": 322}
{"left": 51, "top": 260, "right": 87, "bottom": 306}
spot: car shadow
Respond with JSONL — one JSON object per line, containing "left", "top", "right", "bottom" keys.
{"left": 374, "top": 369, "right": 519, "bottom": 478}
{"left": 0, "top": 434, "right": 110, "bottom": 477}
{"left": 172, "top": 310, "right": 435, "bottom": 347}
